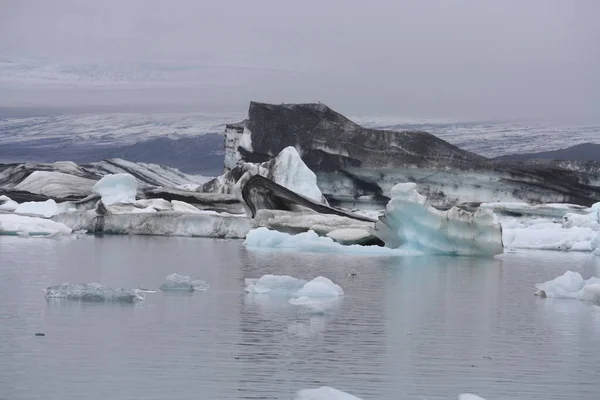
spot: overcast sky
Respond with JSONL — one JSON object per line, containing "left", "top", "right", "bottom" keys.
{"left": 1, "top": 0, "right": 599, "bottom": 121}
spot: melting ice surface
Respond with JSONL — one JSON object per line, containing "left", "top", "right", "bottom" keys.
{"left": 159, "top": 273, "right": 209, "bottom": 292}
{"left": 293, "top": 387, "right": 363, "bottom": 400}
{"left": 535, "top": 271, "right": 600, "bottom": 302}
{"left": 92, "top": 173, "right": 137, "bottom": 205}
{"left": 44, "top": 283, "right": 144, "bottom": 303}
{"left": 244, "top": 227, "right": 422, "bottom": 256}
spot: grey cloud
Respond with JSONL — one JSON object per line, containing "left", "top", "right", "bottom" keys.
{"left": 0, "top": 0, "right": 598, "bottom": 121}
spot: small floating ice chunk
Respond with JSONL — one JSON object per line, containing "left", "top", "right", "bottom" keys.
{"left": 459, "top": 395, "right": 487, "bottom": 400}
{"left": 45, "top": 283, "right": 144, "bottom": 303}
{"left": 297, "top": 276, "right": 344, "bottom": 297}
{"left": 159, "top": 273, "right": 209, "bottom": 291}
{"left": 244, "top": 274, "right": 307, "bottom": 295}
{"left": 0, "top": 214, "right": 72, "bottom": 235}
{"left": 92, "top": 173, "right": 137, "bottom": 206}
{"left": 535, "top": 271, "right": 600, "bottom": 302}
{"left": 294, "top": 387, "right": 363, "bottom": 400}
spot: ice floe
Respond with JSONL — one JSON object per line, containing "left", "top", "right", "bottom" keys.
{"left": 92, "top": 173, "right": 137, "bottom": 206}
{"left": 375, "top": 182, "right": 503, "bottom": 256}
{"left": 244, "top": 227, "right": 422, "bottom": 256}
{"left": 44, "top": 283, "right": 144, "bottom": 302}
{"left": 293, "top": 387, "right": 362, "bottom": 400}
{"left": 535, "top": 271, "right": 600, "bottom": 302}
{"left": 14, "top": 199, "right": 60, "bottom": 217}
{"left": 0, "top": 214, "right": 72, "bottom": 235}
{"left": 501, "top": 205, "right": 600, "bottom": 252}
{"left": 159, "top": 273, "right": 209, "bottom": 292}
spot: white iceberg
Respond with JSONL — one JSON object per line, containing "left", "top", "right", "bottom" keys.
{"left": 0, "top": 214, "right": 72, "bottom": 235}
{"left": 92, "top": 173, "right": 137, "bottom": 206}
{"left": 244, "top": 227, "right": 422, "bottom": 256}
{"left": 297, "top": 276, "right": 344, "bottom": 297}
{"left": 159, "top": 273, "right": 209, "bottom": 292}
{"left": 294, "top": 387, "right": 362, "bottom": 400}
{"left": 0, "top": 195, "right": 18, "bottom": 211}
{"left": 375, "top": 182, "right": 503, "bottom": 256}
{"left": 244, "top": 274, "right": 307, "bottom": 295}
{"left": 245, "top": 275, "right": 344, "bottom": 314}
{"left": 535, "top": 270, "right": 600, "bottom": 302}
{"left": 171, "top": 200, "right": 202, "bottom": 213}
{"left": 45, "top": 283, "right": 144, "bottom": 302}
{"left": 14, "top": 199, "right": 59, "bottom": 217}
{"left": 458, "top": 395, "right": 487, "bottom": 400}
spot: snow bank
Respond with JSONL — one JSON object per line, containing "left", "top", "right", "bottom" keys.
{"left": 535, "top": 271, "right": 600, "bottom": 302}
{"left": 375, "top": 182, "right": 503, "bottom": 256}
{"left": 294, "top": 387, "right": 362, "bottom": 400}
{"left": 244, "top": 227, "right": 421, "bottom": 256}
{"left": 159, "top": 273, "right": 209, "bottom": 292}
{"left": 0, "top": 214, "right": 72, "bottom": 235}
{"left": 502, "top": 206, "right": 600, "bottom": 252}
{"left": 0, "top": 195, "right": 18, "bottom": 211}
{"left": 45, "top": 283, "right": 144, "bottom": 303}
{"left": 92, "top": 173, "right": 137, "bottom": 205}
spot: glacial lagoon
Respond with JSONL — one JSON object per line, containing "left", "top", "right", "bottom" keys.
{"left": 1, "top": 235, "right": 599, "bottom": 400}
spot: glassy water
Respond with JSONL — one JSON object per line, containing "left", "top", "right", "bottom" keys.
{"left": 1, "top": 235, "right": 599, "bottom": 400}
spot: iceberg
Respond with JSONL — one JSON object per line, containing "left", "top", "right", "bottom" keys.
{"left": 92, "top": 173, "right": 137, "bottom": 206}
{"left": 14, "top": 199, "right": 59, "bottom": 217}
{"left": 44, "top": 283, "right": 144, "bottom": 303}
{"left": 0, "top": 195, "right": 18, "bottom": 211}
{"left": 501, "top": 206, "right": 599, "bottom": 252}
{"left": 159, "top": 273, "right": 209, "bottom": 292}
{"left": 244, "top": 274, "right": 307, "bottom": 295}
{"left": 244, "top": 227, "right": 422, "bottom": 256}
{"left": 0, "top": 214, "right": 72, "bottom": 235}
{"left": 293, "top": 387, "right": 362, "bottom": 400}
{"left": 535, "top": 271, "right": 600, "bottom": 302}
{"left": 296, "top": 276, "right": 344, "bottom": 297}
{"left": 459, "top": 395, "right": 487, "bottom": 400}
{"left": 375, "top": 182, "right": 503, "bottom": 256}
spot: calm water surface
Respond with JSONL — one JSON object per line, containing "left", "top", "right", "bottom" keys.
{"left": 1, "top": 235, "right": 599, "bottom": 400}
